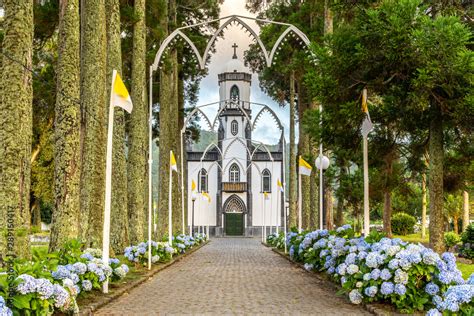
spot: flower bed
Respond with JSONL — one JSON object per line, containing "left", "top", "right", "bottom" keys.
{"left": 267, "top": 226, "right": 474, "bottom": 315}
{"left": 0, "top": 240, "right": 130, "bottom": 315}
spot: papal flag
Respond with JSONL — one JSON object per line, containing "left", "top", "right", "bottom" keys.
{"left": 264, "top": 191, "right": 270, "bottom": 200}
{"left": 191, "top": 179, "right": 197, "bottom": 192}
{"left": 202, "top": 191, "right": 211, "bottom": 203}
{"left": 361, "top": 88, "right": 373, "bottom": 137}
{"left": 170, "top": 151, "right": 178, "bottom": 173}
{"left": 299, "top": 156, "right": 312, "bottom": 176}
{"left": 111, "top": 70, "right": 133, "bottom": 113}
{"left": 277, "top": 179, "right": 284, "bottom": 193}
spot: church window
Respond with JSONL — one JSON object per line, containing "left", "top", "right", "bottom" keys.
{"left": 229, "top": 163, "right": 240, "bottom": 182}
{"left": 231, "top": 120, "right": 238, "bottom": 136}
{"left": 230, "top": 85, "right": 239, "bottom": 100}
{"left": 262, "top": 169, "right": 271, "bottom": 192}
{"left": 199, "top": 169, "right": 208, "bottom": 192}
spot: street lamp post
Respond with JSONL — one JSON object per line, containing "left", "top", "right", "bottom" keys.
{"left": 315, "top": 155, "right": 330, "bottom": 229}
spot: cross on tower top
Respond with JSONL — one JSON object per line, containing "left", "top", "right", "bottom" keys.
{"left": 232, "top": 43, "right": 238, "bottom": 59}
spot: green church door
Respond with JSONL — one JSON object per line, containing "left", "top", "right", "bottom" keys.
{"left": 225, "top": 213, "right": 244, "bottom": 236}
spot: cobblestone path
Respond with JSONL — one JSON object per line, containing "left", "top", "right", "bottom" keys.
{"left": 95, "top": 238, "right": 371, "bottom": 315}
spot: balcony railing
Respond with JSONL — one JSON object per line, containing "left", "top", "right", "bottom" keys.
{"left": 222, "top": 182, "right": 247, "bottom": 192}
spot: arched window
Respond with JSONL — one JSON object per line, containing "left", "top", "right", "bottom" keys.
{"left": 198, "top": 169, "right": 208, "bottom": 192}
{"left": 230, "top": 85, "right": 239, "bottom": 100}
{"left": 231, "top": 120, "right": 238, "bottom": 136}
{"left": 262, "top": 169, "right": 271, "bottom": 192}
{"left": 229, "top": 163, "right": 240, "bottom": 182}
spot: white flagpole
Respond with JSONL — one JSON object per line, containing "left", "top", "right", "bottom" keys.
{"left": 298, "top": 172, "right": 302, "bottom": 232}
{"left": 270, "top": 162, "right": 274, "bottom": 234}
{"left": 276, "top": 184, "right": 280, "bottom": 234}
{"left": 102, "top": 70, "right": 117, "bottom": 294}
{"left": 363, "top": 136, "right": 370, "bottom": 236}
{"left": 180, "top": 133, "right": 185, "bottom": 234}
{"left": 282, "top": 136, "right": 288, "bottom": 254}
{"left": 319, "top": 104, "right": 324, "bottom": 230}
{"left": 169, "top": 151, "right": 173, "bottom": 248}
{"left": 261, "top": 193, "right": 264, "bottom": 242}
{"left": 147, "top": 66, "right": 153, "bottom": 270}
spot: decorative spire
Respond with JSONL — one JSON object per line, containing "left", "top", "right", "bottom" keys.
{"left": 232, "top": 43, "right": 238, "bottom": 59}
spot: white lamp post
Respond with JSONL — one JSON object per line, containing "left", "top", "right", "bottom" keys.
{"left": 315, "top": 155, "right": 330, "bottom": 229}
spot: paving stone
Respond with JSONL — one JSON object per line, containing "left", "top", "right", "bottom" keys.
{"left": 94, "top": 238, "right": 371, "bottom": 315}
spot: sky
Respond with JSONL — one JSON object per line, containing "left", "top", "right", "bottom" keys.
{"left": 189, "top": 0, "right": 294, "bottom": 145}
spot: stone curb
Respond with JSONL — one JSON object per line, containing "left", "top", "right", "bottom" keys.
{"left": 269, "top": 246, "right": 406, "bottom": 316}
{"left": 77, "top": 241, "right": 210, "bottom": 316}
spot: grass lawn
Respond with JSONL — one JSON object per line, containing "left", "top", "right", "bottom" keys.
{"left": 393, "top": 233, "right": 429, "bottom": 244}
{"left": 457, "top": 262, "right": 474, "bottom": 279}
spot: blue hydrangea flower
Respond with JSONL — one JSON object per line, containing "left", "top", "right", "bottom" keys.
{"left": 304, "top": 263, "right": 314, "bottom": 271}
{"left": 394, "top": 284, "right": 406, "bottom": 296}
{"left": 16, "top": 274, "right": 37, "bottom": 294}
{"left": 380, "top": 282, "right": 394, "bottom": 295}
{"left": 370, "top": 269, "right": 381, "bottom": 280}
{"left": 426, "top": 308, "right": 442, "bottom": 316}
{"left": 53, "top": 284, "right": 70, "bottom": 308}
{"left": 82, "top": 280, "right": 93, "bottom": 292}
{"left": 349, "top": 289, "right": 363, "bottom": 304}
{"left": 380, "top": 269, "right": 392, "bottom": 281}
{"left": 0, "top": 295, "right": 13, "bottom": 316}
{"left": 394, "top": 269, "right": 408, "bottom": 285}
{"left": 346, "top": 264, "right": 359, "bottom": 275}
{"left": 364, "top": 286, "right": 378, "bottom": 297}
{"left": 425, "top": 282, "right": 440, "bottom": 296}
{"left": 36, "top": 278, "right": 54, "bottom": 300}
{"left": 388, "top": 259, "right": 399, "bottom": 270}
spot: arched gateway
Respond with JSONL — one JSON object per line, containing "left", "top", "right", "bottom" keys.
{"left": 223, "top": 195, "right": 246, "bottom": 236}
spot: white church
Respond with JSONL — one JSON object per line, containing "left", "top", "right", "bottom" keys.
{"left": 186, "top": 46, "right": 284, "bottom": 237}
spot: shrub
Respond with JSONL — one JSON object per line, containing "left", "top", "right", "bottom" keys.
{"left": 281, "top": 226, "right": 473, "bottom": 314}
{"left": 444, "top": 231, "right": 461, "bottom": 249}
{"left": 460, "top": 224, "right": 474, "bottom": 259}
{"left": 391, "top": 212, "right": 416, "bottom": 235}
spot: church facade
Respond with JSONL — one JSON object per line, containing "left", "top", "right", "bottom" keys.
{"left": 186, "top": 51, "right": 284, "bottom": 237}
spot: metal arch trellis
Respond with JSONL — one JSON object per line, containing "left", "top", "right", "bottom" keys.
{"left": 148, "top": 14, "right": 308, "bottom": 243}
{"left": 151, "top": 14, "right": 311, "bottom": 71}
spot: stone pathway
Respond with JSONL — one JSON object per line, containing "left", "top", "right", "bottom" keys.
{"left": 95, "top": 238, "right": 371, "bottom": 315}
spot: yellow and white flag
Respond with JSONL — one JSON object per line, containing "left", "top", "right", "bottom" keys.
{"left": 191, "top": 179, "right": 197, "bottom": 192}
{"left": 170, "top": 151, "right": 178, "bottom": 173}
{"left": 111, "top": 70, "right": 133, "bottom": 113}
{"left": 264, "top": 191, "right": 270, "bottom": 200}
{"left": 299, "top": 156, "right": 312, "bottom": 176}
{"left": 361, "top": 88, "right": 373, "bottom": 137}
{"left": 277, "top": 179, "right": 284, "bottom": 193}
{"left": 202, "top": 191, "right": 211, "bottom": 203}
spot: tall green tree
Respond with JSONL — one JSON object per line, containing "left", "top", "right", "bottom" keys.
{"left": 128, "top": 0, "right": 147, "bottom": 244}
{"left": 0, "top": 0, "right": 34, "bottom": 258}
{"left": 49, "top": 0, "right": 81, "bottom": 251}
{"left": 107, "top": 0, "right": 129, "bottom": 252}
{"left": 81, "top": 0, "right": 108, "bottom": 248}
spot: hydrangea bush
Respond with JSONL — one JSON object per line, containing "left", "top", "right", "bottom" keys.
{"left": 0, "top": 240, "right": 129, "bottom": 315}
{"left": 269, "top": 225, "right": 474, "bottom": 315}
{"left": 124, "top": 233, "right": 207, "bottom": 266}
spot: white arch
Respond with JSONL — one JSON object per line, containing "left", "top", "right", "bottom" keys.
{"left": 269, "top": 25, "right": 310, "bottom": 66}
{"left": 202, "top": 16, "right": 271, "bottom": 68}
{"left": 252, "top": 105, "right": 283, "bottom": 131}
{"left": 211, "top": 99, "right": 252, "bottom": 131}
{"left": 152, "top": 30, "right": 205, "bottom": 70}
{"left": 251, "top": 142, "right": 274, "bottom": 162}
{"left": 223, "top": 157, "right": 246, "bottom": 175}
{"left": 222, "top": 137, "right": 252, "bottom": 158}
{"left": 201, "top": 142, "right": 223, "bottom": 160}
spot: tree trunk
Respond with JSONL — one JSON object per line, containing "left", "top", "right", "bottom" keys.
{"left": 324, "top": 0, "right": 333, "bottom": 35}
{"left": 106, "top": 0, "right": 129, "bottom": 253}
{"left": 324, "top": 186, "right": 333, "bottom": 230}
{"left": 463, "top": 189, "right": 469, "bottom": 232}
{"left": 49, "top": 0, "right": 81, "bottom": 252}
{"left": 421, "top": 172, "right": 427, "bottom": 238}
{"left": 158, "top": 0, "right": 182, "bottom": 238}
{"left": 128, "top": 0, "right": 147, "bottom": 244}
{"left": 453, "top": 215, "right": 458, "bottom": 234}
{"left": 309, "top": 101, "right": 319, "bottom": 229}
{"left": 288, "top": 70, "right": 298, "bottom": 229}
{"left": 297, "top": 81, "right": 311, "bottom": 229}
{"left": 383, "top": 158, "right": 393, "bottom": 237}
{"left": 0, "top": 0, "right": 33, "bottom": 259}
{"left": 428, "top": 111, "right": 445, "bottom": 253}
{"left": 335, "top": 165, "right": 346, "bottom": 227}
{"left": 81, "top": 0, "right": 108, "bottom": 248}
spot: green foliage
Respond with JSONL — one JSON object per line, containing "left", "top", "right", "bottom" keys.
{"left": 444, "top": 231, "right": 461, "bottom": 249}
{"left": 391, "top": 212, "right": 416, "bottom": 235}
{"left": 460, "top": 224, "right": 474, "bottom": 259}
{"left": 364, "top": 230, "right": 387, "bottom": 244}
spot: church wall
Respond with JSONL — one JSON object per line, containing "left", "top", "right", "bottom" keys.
{"left": 187, "top": 161, "right": 217, "bottom": 227}
{"left": 251, "top": 161, "right": 282, "bottom": 227}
